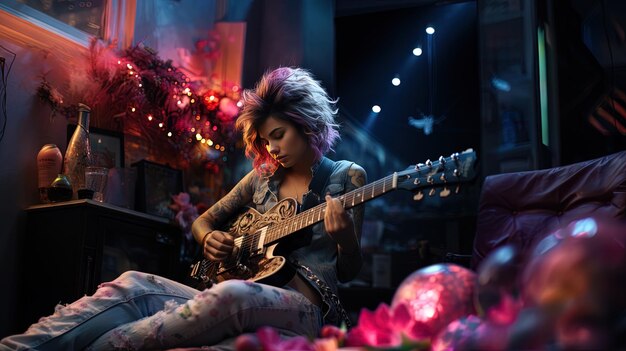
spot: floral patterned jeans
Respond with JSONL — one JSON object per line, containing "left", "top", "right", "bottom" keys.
{"left": 0, "top": 271, "right": 322, "bottom": 350}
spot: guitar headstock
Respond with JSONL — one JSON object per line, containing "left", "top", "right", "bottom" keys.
{"left": 395, "top": 149, "right": 477, "bottom": 200}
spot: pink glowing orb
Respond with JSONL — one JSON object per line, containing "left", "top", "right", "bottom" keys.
{"left": 391, "top": 263, "right": 477, "bottom": 337}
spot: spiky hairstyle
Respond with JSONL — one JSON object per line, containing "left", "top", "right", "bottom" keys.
{"left": 236, "top": 67, "right": 340, "bottom": 174}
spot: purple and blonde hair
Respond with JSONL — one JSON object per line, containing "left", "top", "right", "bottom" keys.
{"left": 235, "top": 67, "right": 340, "bottom": 174}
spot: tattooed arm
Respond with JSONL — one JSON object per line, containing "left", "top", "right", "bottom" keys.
{"left": 330, "top": 163, "right": 367, "bottom": 282}
{"left": 191, "top": 170, "right": 257, "bottom": 261}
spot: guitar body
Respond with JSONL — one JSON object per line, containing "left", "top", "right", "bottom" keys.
{"left": 190, "top": 198, "right": 303, "bottom": 288}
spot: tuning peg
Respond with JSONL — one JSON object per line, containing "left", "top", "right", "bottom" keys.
{"left": 427, "top": 175, "right": 434, "bottom": 184}
{"left": 455, "top": 184, "right": 461, "bottom": 194}
{"left": 451, "top": 152, "right": 460, "bottom": 167}
{"left": 437, "top": 156, "right": 446, "bottom": 171}
{"left": 413, "top": 191, "right": 424, "bottom": 201}
{"left": 440, "top": 187, "right": 451, "bottom": 198}
{"left": 429, "top": 188, "right": 436, "bottom": 197}
{"left": 425, "top": 159, "right": 433, "bottom": 169}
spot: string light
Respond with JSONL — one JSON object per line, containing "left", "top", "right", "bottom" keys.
{"left": 37, "top": 38, "right": 244, "bottom": 170}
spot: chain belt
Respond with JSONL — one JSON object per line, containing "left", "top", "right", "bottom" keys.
{"left": 297, "top": 264, "right": 352, "bottom": 328}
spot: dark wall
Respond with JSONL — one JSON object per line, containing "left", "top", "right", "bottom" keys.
{"left": 241, "top": 0, "right": 335, "bottom": 94}
{"left": 553, "top": 0, "right": 626, "bottom": 164}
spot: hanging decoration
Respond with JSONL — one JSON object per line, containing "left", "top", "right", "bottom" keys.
{"left": 408, "top": 28, "right": 445, "bottom": 136}
{"left": 37, "top": 38, "right": 242, "bottom": 171}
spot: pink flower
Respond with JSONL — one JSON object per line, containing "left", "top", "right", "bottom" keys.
{"left": 345, "top": 302, "right": 431, "bottom": 348}
{"left": 170, "top": 192, "right": 199, "bottom": 233}
{"left": 236, "top": 327, "right": 315, "bottom": 351}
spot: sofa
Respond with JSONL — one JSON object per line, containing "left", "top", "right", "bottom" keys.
{"left": 471, "top": 150, "right": 626, "bottom": 269}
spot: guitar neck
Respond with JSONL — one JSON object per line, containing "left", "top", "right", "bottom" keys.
{"left": 263, "top": 173, "right": 397, "bottom": 245}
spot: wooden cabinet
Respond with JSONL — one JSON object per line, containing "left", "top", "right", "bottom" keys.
{"left": 19, "top": 200, "right": 181, "bottom": 329}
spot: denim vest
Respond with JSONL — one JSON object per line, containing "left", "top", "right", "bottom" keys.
{"left": 250, "top": 159, "right": 359, "bottom": 325}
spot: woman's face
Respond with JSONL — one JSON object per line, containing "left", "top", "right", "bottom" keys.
{"left": 258, "top": 115, "right": 311, "bottom": 169}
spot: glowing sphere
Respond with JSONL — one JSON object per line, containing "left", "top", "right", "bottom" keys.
{"left": 432, "top": 315, "right": 511, "bottom": 351}
{"left": 518, "top": 217, "right": 626, "bottom": 350}
{"left": 391, "top": 263, "right": 476, "bottom": 337}
{"left": 476, "top": 244, "right": 523, "bottom": 325}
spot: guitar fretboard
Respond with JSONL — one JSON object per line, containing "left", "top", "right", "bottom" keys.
{"left": 263, "top": 173, "right": 396, "bottom": 245}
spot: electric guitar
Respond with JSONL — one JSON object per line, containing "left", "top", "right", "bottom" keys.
{"left": 189, "top": 149, "right": 477, "bottom": 288}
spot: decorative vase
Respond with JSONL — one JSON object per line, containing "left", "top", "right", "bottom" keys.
{"left": 63, "top": 103, "right": 92, "bottom": 198}
{"left": 37, "top": 144, "right": 63, "bottom": 203}
{"left": 47, "top": 174, "right": 73, "bottom": 202}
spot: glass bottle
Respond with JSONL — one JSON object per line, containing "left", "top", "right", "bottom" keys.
{"left": 48, "top": 174, "right": 73, "bottom": 202}
{"left": 63, "top": 103, "right": 92, "bottom": 198}
{"left": 37, "top": 144, "right": 63, "bottom": 202}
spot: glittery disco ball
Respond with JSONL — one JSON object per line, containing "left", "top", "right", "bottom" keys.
{"left": 391, "top": 263, "right": 477, "bottom": 338}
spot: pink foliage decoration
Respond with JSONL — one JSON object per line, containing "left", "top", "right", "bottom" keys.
{"left": 37, "top": 38, "right": 241, "bottom": 170}
{"left": 169, "top": 192, "right": 200, "bottom": 263}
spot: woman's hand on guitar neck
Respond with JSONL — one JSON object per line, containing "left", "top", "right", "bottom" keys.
{"left": 203, "top": 230, "right": 236, "bottom": 261}
{"left": 323, "top": 195, "right": 359, "bottom": 253}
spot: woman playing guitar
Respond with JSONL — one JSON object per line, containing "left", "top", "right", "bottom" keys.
{"left": 2, "top": 67, "right": 366, "bottom": 350}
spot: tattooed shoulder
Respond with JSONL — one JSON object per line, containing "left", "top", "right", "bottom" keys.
{"left": 348, "top": 164, "right": 367, "bottom": 188}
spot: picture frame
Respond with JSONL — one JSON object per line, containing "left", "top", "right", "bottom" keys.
{"left": 67, "top": 125, "right": 125, "bottom": 169}
{"left": 132, "top": 160, "right": 184, "bottom": 218}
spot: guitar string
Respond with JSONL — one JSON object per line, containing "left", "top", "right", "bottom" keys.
{"left": 263, "top": 176, "right": 391, "bottom": 245}
{"left": 238, "top": 175, "right": 396, "bottom": 251}
{"left": 257, "top": 175, "right": 392, "bottom": 248}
